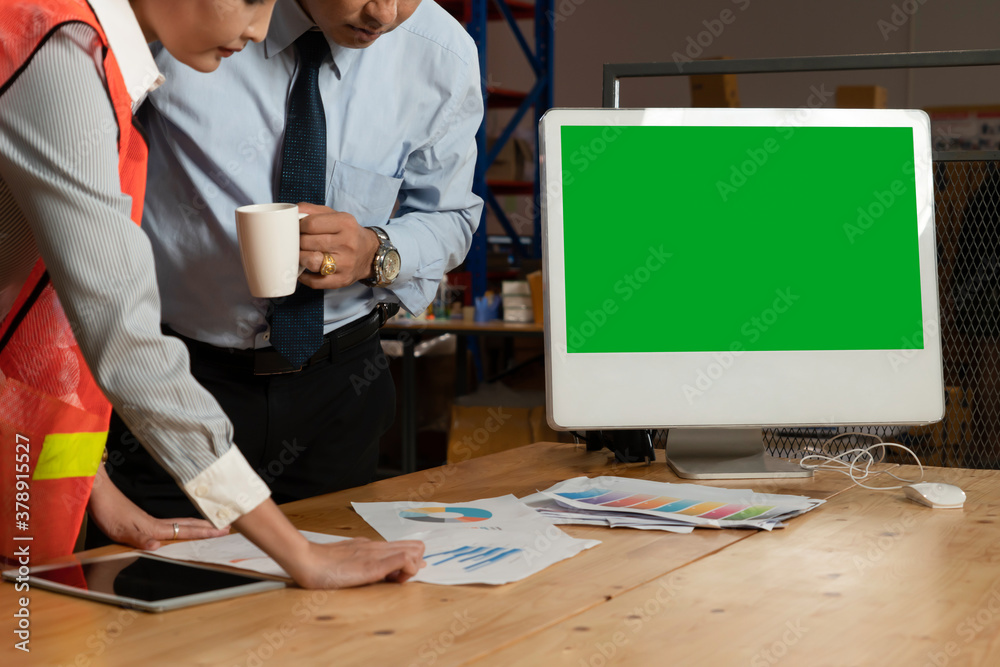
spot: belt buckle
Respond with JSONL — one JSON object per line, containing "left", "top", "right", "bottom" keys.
{"left": 253, "top": 348, "right": 303, "bottom": 375}
{"left": 377, "top": 302, "right": 399, "bottom": 326}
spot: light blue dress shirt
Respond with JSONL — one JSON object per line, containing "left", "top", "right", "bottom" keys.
{"left": 141, "top": 0, "right": 483, "bottom": 349}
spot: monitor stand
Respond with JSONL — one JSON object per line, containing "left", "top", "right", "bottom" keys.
{"left": 665, "top": 428, "right": 813, "bottom": 479}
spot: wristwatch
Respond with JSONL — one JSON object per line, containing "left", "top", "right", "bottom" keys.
{"left": 364, "top": 226, "right": 401, "bottom": 287}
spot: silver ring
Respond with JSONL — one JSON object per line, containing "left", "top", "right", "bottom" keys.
{"left": 172, "top": 522, "right": 180, "bottom": 540}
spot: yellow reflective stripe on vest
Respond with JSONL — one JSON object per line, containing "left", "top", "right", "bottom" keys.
{"left": 32, "top": 432, "right": 108, "bottom": 480}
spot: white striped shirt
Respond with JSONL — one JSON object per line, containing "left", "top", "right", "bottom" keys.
{"left": 0, "top": 5, "right": 268, "bottom": 528}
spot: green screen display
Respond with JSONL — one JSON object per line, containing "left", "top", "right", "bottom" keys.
{"left": 560, "top": 125, "right": 924, "bottom": 354}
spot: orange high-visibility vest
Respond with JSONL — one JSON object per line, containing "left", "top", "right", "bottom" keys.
{"left": 0, "top": 0, "right": 148, "bottom": 562}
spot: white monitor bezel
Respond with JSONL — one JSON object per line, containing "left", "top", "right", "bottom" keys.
{"left": 540, "top": 107, "right": 944, "bottom": 431}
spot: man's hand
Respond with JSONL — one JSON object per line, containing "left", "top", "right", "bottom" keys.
{"left": 296, "top": 202, "right": 379, "bottom": 289}
{"left": 88, "top": 466, "right": 230, "bottom": 550}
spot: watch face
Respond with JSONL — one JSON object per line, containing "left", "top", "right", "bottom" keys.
{"left": 383, "top": 249, "right": 401, "bottom": 282}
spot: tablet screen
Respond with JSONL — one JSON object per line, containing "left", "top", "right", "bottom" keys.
{"left": 32, "top": 554, "right": 273, "bottom": 602}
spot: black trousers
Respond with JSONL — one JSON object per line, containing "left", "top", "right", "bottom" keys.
{"left": 87, "top": 329, "right": 394, "bottom": 549}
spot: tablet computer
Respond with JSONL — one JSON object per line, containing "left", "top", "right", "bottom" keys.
{"left": 2, "top": 552, "right": 285, "bottom": 612}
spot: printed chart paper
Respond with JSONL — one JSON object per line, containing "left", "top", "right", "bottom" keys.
{"left": 148, "top": 530, "right": 348, "bottom": 578}
{"left": 352, "top": 495, "right": 600, "bottom": 586}
{"left": 352, "top": 494, "right": 570, "bottom": 541}
{"left": 534, "top": 476, "right": 824, "bottom": 531}
{"left": 520, "top": 492, "right": 695, "bottom": 533}
{"left": 409, "top": 529, "right": 596, "bottom": 586}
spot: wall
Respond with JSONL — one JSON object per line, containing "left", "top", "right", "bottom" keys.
{"left": 485, "top": 0, "right": 999, "bottom": 112}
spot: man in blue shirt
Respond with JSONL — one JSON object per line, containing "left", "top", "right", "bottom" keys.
{"left": 94, "top": 0, "right": 483, "bottom": 532}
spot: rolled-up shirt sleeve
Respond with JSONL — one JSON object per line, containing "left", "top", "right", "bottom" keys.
{"left": 0, "top": 24, "right": 268, "bottom": 527}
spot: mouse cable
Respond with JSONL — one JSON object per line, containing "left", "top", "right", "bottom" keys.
{"left": 790, "top": 432, "right": 924, "bottom": 490}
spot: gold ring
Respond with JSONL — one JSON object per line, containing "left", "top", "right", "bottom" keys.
{"left": 172, "top": 522, "right": 180, "bottom": 540}
{"left": 320, "top": 252, "right": 337, "bottom": 276}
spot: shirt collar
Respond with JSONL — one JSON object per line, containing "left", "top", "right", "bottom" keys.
{"left": 88, "top": 0, "right": 165, "bottom": 113}
{"left": 264, "top": 0, "right": 359, "bottom": 79}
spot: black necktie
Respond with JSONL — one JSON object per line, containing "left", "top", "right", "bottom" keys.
{"left": 269, "top": 31, "right": 330, "bottom": 367}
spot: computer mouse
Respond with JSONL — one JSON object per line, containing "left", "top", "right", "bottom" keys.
{"left": 903, "top": 482, "right": 966, "bottom": 509}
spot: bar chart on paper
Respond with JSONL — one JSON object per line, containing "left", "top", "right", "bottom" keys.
{"left": 532, "top": 476, "right": 824, "bottom": 531}
{"left": 408, "top": 529, "right": 596, "bottom": 586}
{"left": 423, "top": 545, "right": 523, "bottom": 572}
{"left": 352, "top": 496, "right": 601, "bottom": 585}
{"left": 557, "top": 488, "right": 776, "bottom": 521}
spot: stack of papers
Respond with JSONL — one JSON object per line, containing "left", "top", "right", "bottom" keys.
{"left": 522, "top": 476, "right": 824, "bottom": 532}
{"left": 149, "top": 530, "right": 347, "bottom": 577}
{"left": 352, "top": 495, "right": 600, "bottom": 585}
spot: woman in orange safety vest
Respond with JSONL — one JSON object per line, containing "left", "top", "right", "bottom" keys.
{"left": 0, "top": 0, "right": 423, "bottom": 588}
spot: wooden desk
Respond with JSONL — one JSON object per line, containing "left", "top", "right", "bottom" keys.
{"left": 381, "top": 319, "right": 544, "bottom": 473}
{"left": 3, "top": 443, "right": 998, "bottom": 666}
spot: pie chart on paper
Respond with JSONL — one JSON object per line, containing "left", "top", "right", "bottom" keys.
{"left": 399, "top": 507, "right": 493, "bottom": 523}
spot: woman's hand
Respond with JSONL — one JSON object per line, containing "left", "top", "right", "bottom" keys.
{"left": 234, "top": 498, "right": 425, "bottom": 589}
{"left": 291, "top": 538, "right": 426, "bottom": 589}
{"left": 88, "top": 465, "right": 230, "bottom": 550}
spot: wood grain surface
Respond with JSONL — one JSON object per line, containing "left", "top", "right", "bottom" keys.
{"left": 1, "top": 443, "right": 919, "bottom": 667}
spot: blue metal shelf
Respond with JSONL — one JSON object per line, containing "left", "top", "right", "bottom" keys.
{"left": 444, "top": 0, "right": 554, "bottom": 297}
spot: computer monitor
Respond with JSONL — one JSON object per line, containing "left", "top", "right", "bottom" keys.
{"left": 539, "top": 108, "right": 944, "bottom": 479}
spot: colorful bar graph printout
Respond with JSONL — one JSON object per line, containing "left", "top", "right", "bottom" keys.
{"left": 628, "top": 496, "right": 680, "bottom": 510}
{"left": 602, "top": 494, "right": 659, "bottom": 508}
{"left": 701, "top": 504, "right": 752, "bottom": 520}
{"left": 556, "top": 490, "right": 776, "bottom": 521}
{"left": 535, "top": 476, "right": 825, "bottom": 532}
{"left": 578, "top": 492, "right": 632, "bottom": 505}
{"left": 676, "top": 502, "right": 727, "bottom": 517}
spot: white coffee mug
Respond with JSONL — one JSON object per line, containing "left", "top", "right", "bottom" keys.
{"left": 235, "top": 203, "right": 307, "bottom": 298}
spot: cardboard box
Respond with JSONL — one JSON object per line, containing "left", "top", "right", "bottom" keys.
{"left": 836, "top": 85, "right": 888, "bottom": 109}
{"left": 526, "top": 270, "right": 543, "bottom": 325}
{"left": 689, "top": 57, "right": 739, "bottom": 108}
{"left": 486, "top": 136, "right": 533, "bottom": 181}
{"left": 690, "top": 73, "right": 740, "bottom": 108}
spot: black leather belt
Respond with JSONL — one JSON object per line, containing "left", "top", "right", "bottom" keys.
{"left": 168, "top": 303, "right": 399, "bottom": 376}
